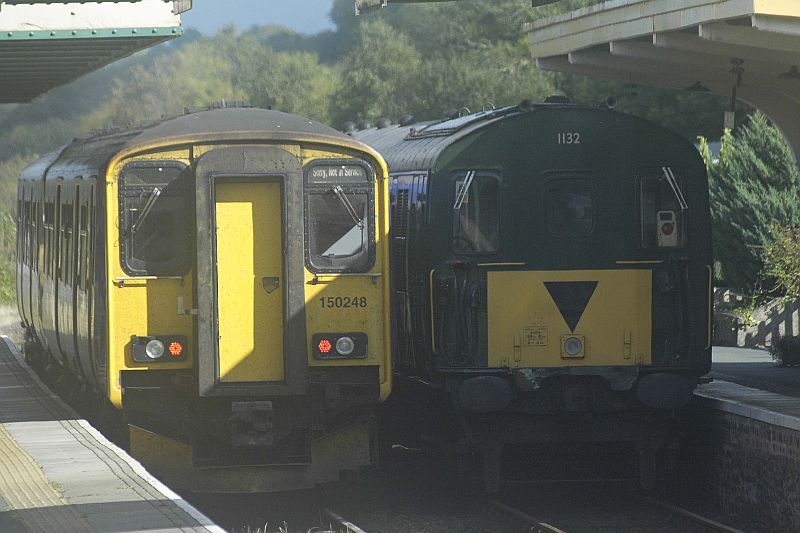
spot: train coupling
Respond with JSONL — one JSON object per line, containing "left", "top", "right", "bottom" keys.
{"left": 229, "top": 401, "right": 274, "bottom": 447}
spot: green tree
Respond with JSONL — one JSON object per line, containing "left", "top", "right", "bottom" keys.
{"left": 419, "top": 40, "right": 554, "bottom": 118}
{"left": 702, "top": 112, "right": 800, "bottom": 291}
{"left": 237, "top": 35, "right": 337, "bottom": 123}
{"left": 763, "top": 223, "right": 800, "bottom": 300}
{"left": 332, "top": 19, "right": 424, "bottom": 126}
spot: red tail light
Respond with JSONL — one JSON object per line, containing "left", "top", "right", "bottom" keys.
{"left": 318, "top": 339, "right": 333, "bottom": 354}
{"left": 168, "top": 341, "right": 184, "bottom": 357}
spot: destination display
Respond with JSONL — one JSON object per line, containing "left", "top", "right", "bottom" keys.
{"left": 308, "top": 163, "right": 369, "bottom": 183}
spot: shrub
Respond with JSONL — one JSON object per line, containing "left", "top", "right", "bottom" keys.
{"left": 770, "top": 334, "right": 800, "bottom": 367}
{"left": 703, "top": 113, "right": 800, "bottom": 292}
{"left": 0, "top": 212, "right": 15, "bottom": 304}
{"left": 763, "top": 223, "right": 800, "bottom": 300}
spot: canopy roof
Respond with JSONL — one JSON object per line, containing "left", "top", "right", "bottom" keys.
{"left": 0, "top": 0, "right": 186, "bottom": 103}
{"left": 525, "top": 0, "right": 800, "bottom": 153}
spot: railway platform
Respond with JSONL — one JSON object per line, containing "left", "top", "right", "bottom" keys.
{"left": 0, "top": 335, "right": 224, "bottom": 533}
{"left": 682, "top": 348, "right": 800, "bottom": 532}
{"left": 710, "top": 346, "right": 800, "bottom": 398}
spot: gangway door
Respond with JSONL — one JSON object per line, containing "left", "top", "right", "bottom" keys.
{"left": 195, "top": 146, "right": 307, "bottom": 397}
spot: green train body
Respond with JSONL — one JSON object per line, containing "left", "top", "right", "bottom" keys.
{"left": 353, "top": 101, "right": 712, "bottom": 489}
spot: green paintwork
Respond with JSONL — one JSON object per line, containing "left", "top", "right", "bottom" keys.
{"left": 0, "top": 26, "right": 182, "bottom": 40}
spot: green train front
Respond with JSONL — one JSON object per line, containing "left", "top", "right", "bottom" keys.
{"left": 354, "top": 102, "right": 712, "bottom": 487}
{"left": 17, "top": 108, "right": 391, "bottom": 492}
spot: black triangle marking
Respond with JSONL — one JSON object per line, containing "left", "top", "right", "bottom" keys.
{"left": 544, "top": 281, "right": 598, "bottom": 333}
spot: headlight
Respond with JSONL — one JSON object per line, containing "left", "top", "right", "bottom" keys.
{"left": 312, "top": 333, "right": 368, "bottom": 360}
{"left": 145, "top": 339, "right": 165, "bottom": 359}
{"left": 335, "top": 336, "right": 355, "bottom": 356}
{"left": 132, "top": 335, "right": 189, "bottom": 363}
{"left": 562, "top": 335, "right": 585, "bottom": 358}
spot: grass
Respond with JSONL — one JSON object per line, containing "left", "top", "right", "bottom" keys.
{"left": 0, "top": 212, "right": 15, "bottom": 305}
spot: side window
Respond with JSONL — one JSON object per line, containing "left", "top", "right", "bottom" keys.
{"left": 640, "top": 169, "right": 687, "bottom": 248}
{"left": 60, "top": 198, "right": 73, "bottom": 282}
{"left": 43, "top": 199, "right": 55, "bottom": 275}
{"left": 546, "top": 178, "right": 593, "bottom": 236}
{"left": 305, "top": 160, "right": 376, "bottom": 273}
{"left": 78, "top": 204, "right": 87, "bottom": 287}
{"left": 452, "top": 172, "right": 500, "bottom": 254}
{"left": 119, "top": 161, "right": 190, "bottom": 276}
{"left": 85, "top": 183, "right": 95, "bottom": 288}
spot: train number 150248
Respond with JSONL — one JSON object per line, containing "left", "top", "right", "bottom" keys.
{"left": 320, "top": 296, "right": 368, "bottom": 309}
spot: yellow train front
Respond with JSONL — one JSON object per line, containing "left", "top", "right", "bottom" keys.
{"left": 16, "top": 107, "right": 391, "bottom": 492}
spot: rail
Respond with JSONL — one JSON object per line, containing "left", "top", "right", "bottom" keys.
{"left": 488, "top": 500, "right": 567, "bottom": 533}
{"left": 640, "top": 496, "right": 747, "bottom": 533}
{"left": 323, "top": 508, "right": 369, "bottom": 533}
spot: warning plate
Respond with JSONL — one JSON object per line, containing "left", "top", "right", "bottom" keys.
{"left": 524, "top": 327, "right": 548, "bottom": 347}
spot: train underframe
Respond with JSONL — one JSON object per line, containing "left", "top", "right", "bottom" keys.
{"left": 23, "top": 330, "right": 380, "bottom": 492}
{"left": 387, "top": 368, "right": 698, "bottom": 493}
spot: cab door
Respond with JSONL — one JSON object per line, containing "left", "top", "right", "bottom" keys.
{"left": 214, "top": 180, "right": 285, "bottom": 383}
{"left": 195, "top": 146, "right": 307, "bottom": 397}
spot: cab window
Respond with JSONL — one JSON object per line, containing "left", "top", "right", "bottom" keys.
{"left": 546, "top": 178, "right": 593, "bottom": 236}
{"left": 640, "top": 168, "right": 687, "bottom": 248}
{"left": 452, "top": 172, "right": 500, "bottom": 254}
{"left": 119, "top": 161, "right": 191, "bottom": 276}
{"left": 305, "top": 161, "right": 375, "bottom": 273}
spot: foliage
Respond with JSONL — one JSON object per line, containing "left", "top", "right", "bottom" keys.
{"left": 0, "top": 0, "right": 785, "bottom": 301}
{"left": 763, "top": 223, "right": 800, "bottom": 300}
{"left": 556, "top": 76, "right": 732, "bottom": 142}
{"left": 770, "top": 334, "right": 800, "bottom": 366}
{"left": 701, "top": 112, "right": 800, "bottom": 292}
{"left": 331, "top": 19, "right": 424, "bottom": 126}
{"left": 0, "top": 213, "right": 15, "bottom": 304}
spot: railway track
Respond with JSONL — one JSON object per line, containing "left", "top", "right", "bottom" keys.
{"left": 639, "top": 497, "right": 748, "bottom": 533}
{"left": 488, "top": 500, "right": 567, "bottom": 533}
{"left": 322, "top": 509, "right": 369, "bottom": 533}
{"left": 488, "top": 496, "right": 748, "bottom": 533}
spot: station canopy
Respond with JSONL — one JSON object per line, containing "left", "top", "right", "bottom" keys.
{"left": 0, "top": 0, "right": 190, "bottom": 103}
{"left": 525, "top": 0, "right": 800, "bottom": 155}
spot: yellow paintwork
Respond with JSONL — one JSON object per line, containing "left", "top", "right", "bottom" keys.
{"left": 129, "top": 419, "right": 373, "bottom": 492}
{"left": 215, "top": 181, "right": 285, "bottom": 382}
{"left": 487, "top": 269, "right": 652, "bottom": 368}
{"left": 300, "top": 147, "right": 392, "bottom": 401}
{"left": 105, "top": 150, "right": 195, "bottom": 407}
{"left": 104, "top": 138, "right": 392, "bottom": 407}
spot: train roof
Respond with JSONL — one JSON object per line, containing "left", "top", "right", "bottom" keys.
{"left": 351, "top": 101, "right": 613, "bottom": 173}
{"left": 351, "top": 107, "right": 514, "bottom": 173}
{"left": 22, "top": 107, "right": 382, "bottom": 182}
{"left": 131, "top": 107, "right": 345, "bottom": 147}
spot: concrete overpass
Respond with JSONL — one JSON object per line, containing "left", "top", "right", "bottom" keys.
{"left": 0, "top": 1, "right": 190, "bottom": 103}
{"left": 525, "top": 0, "right": 800, "bottom": 156}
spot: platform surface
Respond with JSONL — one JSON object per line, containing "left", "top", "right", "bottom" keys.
{"left": 695, "top": 381, "right": 800, "bottom": 432}
{"left": 0, "top": 335, "right": 225, "bottom": 533}
{"left": 711, "top": 346, "right": 800, "bottom": 398}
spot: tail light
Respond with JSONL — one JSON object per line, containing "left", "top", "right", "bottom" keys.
{"left": 312, "top": 333, "right": 368, "bottom": 360}
{"left": 133, "top": 335, "right": 189, "bottom": 363}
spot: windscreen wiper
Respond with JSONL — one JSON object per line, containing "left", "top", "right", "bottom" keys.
{"left": 332, "top": 185, "right": 364, "bottom": 228}
{"left": 126, "top": 187, "right": 163, "bottom": 237}
{"left": 662, "top": 167, "right": 688, "bottom": 211}
{"left": 453, "top": 170, "right": 476, "bottom": 211}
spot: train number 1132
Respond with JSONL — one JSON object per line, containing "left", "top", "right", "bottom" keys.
{"left": 557, "top": 132, "right": 581, "bottom": 145}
